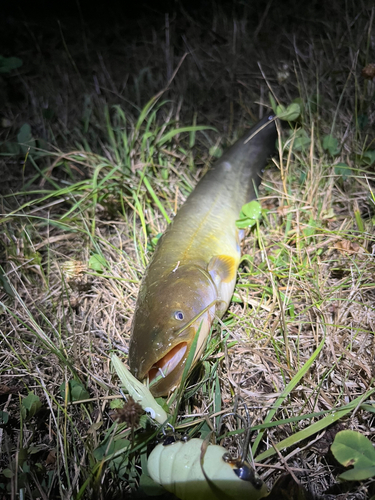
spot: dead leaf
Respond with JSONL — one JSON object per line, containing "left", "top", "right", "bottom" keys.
{"left": 46, "top": 449, "right": 56, "bottom": 466}
{"left": 362, "top": 63, "right": 375, "bottom": 80}
{"left": 277, "top": 205, "right": 291, "bottom": 217}
{"left": 0, "top": 384, "right": 20, "bottom": 396}
{"left": 334, "top": 239, "right": 365, "bottom": 255}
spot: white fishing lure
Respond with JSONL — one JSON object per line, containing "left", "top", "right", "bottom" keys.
{"left": 111, "top": 354, "right": 168, "bottom": 424}
{"left": 147, "top": 435, "right": 268, "bottom": 500}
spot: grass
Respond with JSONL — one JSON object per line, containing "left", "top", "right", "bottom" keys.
{"left": 1, "top": 0, "right": 375, "bottom": 498}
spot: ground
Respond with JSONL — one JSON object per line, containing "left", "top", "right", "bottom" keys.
{"left": 0, "top": 0, "right": 375, "bottom": 498}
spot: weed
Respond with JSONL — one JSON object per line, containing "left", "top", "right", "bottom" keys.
{"left": 1, "top": 1, "right": 375, "bottom": 499}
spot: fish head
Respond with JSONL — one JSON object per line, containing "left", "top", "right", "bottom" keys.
{"left": 128, "top": 263, "right": 218, "bottom": 396}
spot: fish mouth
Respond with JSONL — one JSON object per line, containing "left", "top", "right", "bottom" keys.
{"left": 137, "top": 305, "right": 216, "bottom": 396}
{"left": 147, "top": 342, "right": 188, "bottom": 388}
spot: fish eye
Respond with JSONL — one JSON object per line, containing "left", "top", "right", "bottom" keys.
{"left": 174, "top": 311, "right": 184, "bottom": 321}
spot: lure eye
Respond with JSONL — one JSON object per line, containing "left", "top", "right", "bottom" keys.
{"left": 174, "top": 311, "right": 184, "bottom": 321}
{"left": 233, "top": 463, "right": 263, "bottom": 488}
{"left": 163, "top": 435, "right": 177, "bottom": 446}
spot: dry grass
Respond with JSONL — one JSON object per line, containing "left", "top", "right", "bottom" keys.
{"left": 1, "top": 1, "right": 375, "bottom": 499}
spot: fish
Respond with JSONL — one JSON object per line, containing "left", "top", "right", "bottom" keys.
{"left": 128, "top": 114, "right": 277, "bottom": 396}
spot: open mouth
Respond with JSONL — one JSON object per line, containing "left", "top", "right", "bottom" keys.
{"left": 148, "top": 342, "right": 187, "bottom": 385}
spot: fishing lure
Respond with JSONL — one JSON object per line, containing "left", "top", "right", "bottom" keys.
{"left": 111, "top": 354, "right": 168, "bottom": 424}
{"left": 147, "top": 434, "right": 268, "bottom": 500}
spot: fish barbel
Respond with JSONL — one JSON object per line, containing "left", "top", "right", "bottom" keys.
{"left": 129, "top": 114, "right": 277, "bottom": 396}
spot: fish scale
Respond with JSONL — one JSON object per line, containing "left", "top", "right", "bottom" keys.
{"left": 129, "top": 114, "right": 277, "bottom": 396}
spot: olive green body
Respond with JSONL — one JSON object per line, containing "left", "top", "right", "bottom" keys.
{"left": 129, "top": 115, "right": 277, "bottom": 396}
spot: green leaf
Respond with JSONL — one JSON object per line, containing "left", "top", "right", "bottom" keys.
{"left": 292, "top": 97, "right": 304, "bottom": 111}
{"left": 139, "top": 414, "right": 149, "bottom": 429}
{"left": 71, "top": 383, "right": 90, "bottom": 402}
{"left": 151, "top": 233, "right": 162, "bottom": 247}
{"left": 17, "top": 123, "right": 32, "bottom": 143}
{"left": 276, "top": 104, "right": 286, "bottom": 116}
{"left": 331, "top": 430, "right": 375, "bottom": 469}
{"left": 334, "top": 162, "right": 352, "bottom": 180}
{"left": 362, "top": 150, "right": 375, "bottom": 166}
{"left": 21, "top": 392, "right": 42, "bottom": 420}
{"left": 89, "top": 253, "right": 107, "bottom": 272}
{"left": 17, "top": 123, "right": 36, "bottom": 154}
{"left": 287, "top": 129, "right": 311, "bottom": 153}
{"left": 110, "top": 399, "right": 124, "bottom": 409}
{"left": 235, "top": 217, "right": 254, "bottom": 229}
{"left": 0, "top": 266, "right": 14, "bottom": 297}
{"left": 209, "top": 145, "right": 223, "bottom": 158}
{"left": 0, "top": 411, "right": 9, "bottom": 424}
{"left": 303, "top": 217, "right": 319, "bottom": 239}
{"left": 276, "top": 102, "right": 301, "bottom": 121}
{"left": 269, "top": 93, "right": 277, "bottom": 114}
{"left": 139, "top": 472, "right": 166, "bottom": 496}
{"left": 59, "top": 380, "right": 90, "bottom": 402}
{"left": 94, "top": 437, "right": 130, "bottom": 461}
{"left": 5, "top": 141, "right": 21, "bottom": 155}
{"left": 155, "top": 397, "right": 170, "bottom": 414}
{"left": 323, "top": 134, "right": 340, "bottom": 156}
{"left": 236, "top": 200, "right": 262, "bottom": 229}
{"left": 241, "top": 200, "right": 262, "bottom": 219}
{"left": 0, "top": 55, "right": 23, "bottom": 73}
{"left": 339, "top": 466, "right": 375, "bottom": 481}
{"left": 2, "top": 468, "right": 14, "bottom": 478}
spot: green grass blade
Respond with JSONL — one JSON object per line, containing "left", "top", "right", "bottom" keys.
{"left": 157, "top": 125, "right": 216, "bottom": 147}
{"left": 170, "top": 322, "right": 203, "bottom": 424}
{"left": 255, "top": 389, "right": 375, "bottom": 461}
{"left": 133, "top": 192, "right": 148, "bottom": 261}
{"left": 141, "top": 174, "right": 171, "bottom": 224}
{"left": 252, "top": 335, "right": 326, "bottom": 456}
